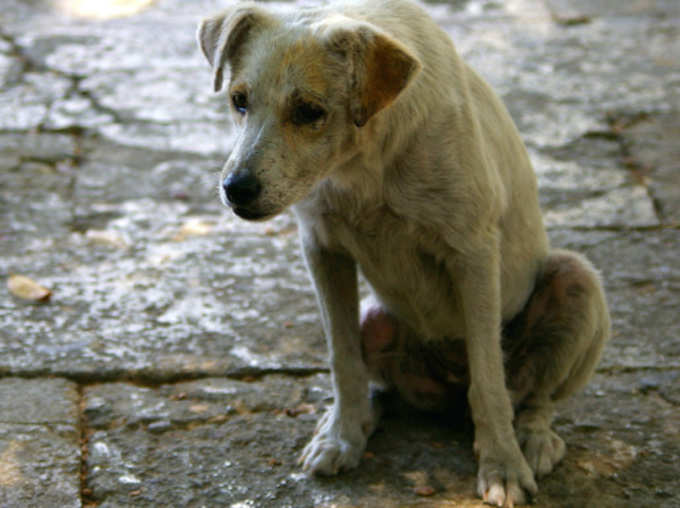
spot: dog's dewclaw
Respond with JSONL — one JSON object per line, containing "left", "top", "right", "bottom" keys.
{"left": 7, "top": 274, "right": 52, "bottom": 302}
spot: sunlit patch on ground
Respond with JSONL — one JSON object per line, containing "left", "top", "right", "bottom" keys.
{"left": 58, "top": 0, "right": 154, "bottom": 19}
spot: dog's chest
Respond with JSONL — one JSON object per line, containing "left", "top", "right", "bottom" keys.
{"left": 322, "top": 206, "right": 464, "bottom": 338}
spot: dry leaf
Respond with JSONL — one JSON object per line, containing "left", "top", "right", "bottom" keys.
{"left": 285, "top": 403, "right": 316, "bottom": 417}
{"left": 173, "top": 218, "right": 213, "bottom": 241}
{"left": 7, "top": 275, "right": 52, "bottom": 302}
{"left": 189, "top": 404, "right": 210, "bottom": 413}
{"left": 414, "top": 486, "right": 435, "bottom": 497}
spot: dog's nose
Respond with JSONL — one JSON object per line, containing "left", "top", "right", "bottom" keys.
{"left": 223, "top": 171, "right": 262, "bottom": 207}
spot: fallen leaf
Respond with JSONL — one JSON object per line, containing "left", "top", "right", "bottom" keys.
{"left": 173, "top": 218, "right": 214, "bottom": 241}
{"left": 7, "top": 275, "right": 52, "bottom": 302}
{"left": 208, "top": 414, "right": 228, "bottom": 424}
{"left": 414, "top": 486, "right": 436, "bottom": 497}
{"left": 189, "top": 404, "right": 209, "bottom": 413}
{"left": 285, "top": 403, "right": 316, "bottom": 417}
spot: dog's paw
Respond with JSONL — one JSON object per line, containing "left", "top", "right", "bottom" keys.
{"left": 476, "top": 442, "right": 538, "bottom": 508}
{"left": 299, "top": 407, "right": 370, "bottom": 475}
{"left": 518, "top": 427, "right": 566, "bottom": 478}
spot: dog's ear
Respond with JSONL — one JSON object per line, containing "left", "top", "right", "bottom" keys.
{"left": 197, "top": 4, "right": 273, "bottom": 92}
{"left": 318, "top": 17, "right": 422, "bottom": 127}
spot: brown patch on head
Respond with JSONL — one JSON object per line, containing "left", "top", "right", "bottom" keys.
{"left": 271, "top": 37, "right": 335, "bottom": 164}
{"left": 276, "top": 38, "right": 330, "bottom": 96}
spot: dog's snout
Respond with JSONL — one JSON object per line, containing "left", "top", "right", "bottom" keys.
{"left": 223, "top": 171, "right": 262, "bottom": 207}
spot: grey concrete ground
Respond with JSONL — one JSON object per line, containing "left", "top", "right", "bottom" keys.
{"left": 1, "top": 0, "right": 678, "bottom": 506}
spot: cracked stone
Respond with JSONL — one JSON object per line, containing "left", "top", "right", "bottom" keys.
{"left": 0, "top": 379, "right": 80, "bottom": 508}
{"left": 543, "top": 185, "right": 659, "bottom": 228}
{"left": 44, "top": 93, "right": 114, "bottom": 130}
{"left": 80, "top": 374, "right": 680, "bottom": 507}
{"left": 0, "top": 198, "right": 321, "bottom": 379}
{"left": 0, "top": 72, "right": 72, "bottom": 130}
{"left": 0, "top": 378, "right": 79, "bottom": 423}
{"left": 0, "top": 53, "right": 22, "bottom": 86}
{"left": 545, "top": 0, "right": 680, "bottom": 22}
{"left": 79, "top": 67, "right": 228, "bottom": 123}
{"left": 621, "top": 113, "right": 680, "bottom": 225}
{"left": 95, "top": 121, "right": 237, "bottom": 157}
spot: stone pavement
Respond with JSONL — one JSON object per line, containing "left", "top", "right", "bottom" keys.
{"left": 1, "top": 0, "right": 678, "bottom": 506}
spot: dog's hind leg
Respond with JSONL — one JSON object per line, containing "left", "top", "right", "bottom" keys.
{"left": 362, "top": 249, "right": 610, "bottom": 480}
{"left": 503, "top": 249, "right": 610, "bottom": 477}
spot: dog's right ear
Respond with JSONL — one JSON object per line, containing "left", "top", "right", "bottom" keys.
{"left": 197, "top": 4, "right": 273, "bottom": 92}
{"left": 315, "top": 16, "right": 421, "bottom": 127}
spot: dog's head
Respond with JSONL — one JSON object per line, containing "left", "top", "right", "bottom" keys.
{"left": 198, "top": 3, "right": 421, "bottom": 220}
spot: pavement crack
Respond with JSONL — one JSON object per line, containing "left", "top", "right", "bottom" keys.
{"left": 77, "top": 383, "right": 97, "bottom": 507}
{"left": 75, "top": 87, "right": 126, "bottom": 124}
{"left": 1, "top": 367, "right": 329, "bottom": 387}
{"left": 597, "top": 365, "right": 680, "bottom": 374}
{"left": 547, "top": 224, "right": 680, "bottom": 233}
{"left": 601, "top": 112, "right": 666, "bottom": 224}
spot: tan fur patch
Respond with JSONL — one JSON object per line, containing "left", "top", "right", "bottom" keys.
{"left": 361, "top": 35, "right": 418, "bottom": 121}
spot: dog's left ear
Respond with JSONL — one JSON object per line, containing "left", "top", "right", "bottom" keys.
{"left": 318, "top": 17, "right": 422, "bottom": 127}
{"left": 197, "top": 4, "right": 274, "bottom": 92}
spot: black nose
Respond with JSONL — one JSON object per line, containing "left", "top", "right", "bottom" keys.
{"left": 223, "top": 171, "right": 262, "bottom": 207}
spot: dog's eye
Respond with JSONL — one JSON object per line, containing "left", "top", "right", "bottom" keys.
{"left": 232, "top": 92, "right": 248, "bottom": 115}
{"left": 292, "top": 102, "right": 326, "bottom": 125}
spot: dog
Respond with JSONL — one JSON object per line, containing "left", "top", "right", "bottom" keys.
{"left": 197, "top": 1, "right": 610, "bottom": 506}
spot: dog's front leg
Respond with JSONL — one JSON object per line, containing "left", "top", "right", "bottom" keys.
{"left": 455, "top": 239, "right": 538, "bottom": 507}
{"left": 298, "top": 230, "right": 375, "bottom": 475}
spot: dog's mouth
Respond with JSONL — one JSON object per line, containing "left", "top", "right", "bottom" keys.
{"left": 232, "top": 206, "right": 272, "bottom": 221}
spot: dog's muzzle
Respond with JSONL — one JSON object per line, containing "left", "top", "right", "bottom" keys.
{"left": 222, "top": 170, "right": 265, "bottom": 220}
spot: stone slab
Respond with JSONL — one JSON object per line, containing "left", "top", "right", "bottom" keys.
{"left": 0, "top": 378, "right": 81, "bottom": 508}
{"left": 621, "top": 113, "right": 680, "bottom": 225}
{"left": 80, "top": 373, "right": 680, "bottom": 507}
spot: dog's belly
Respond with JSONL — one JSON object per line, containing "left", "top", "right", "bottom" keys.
{"left": 328, "top": 215, "right": 465, "bottom": 340}
{"left": 361, "top": 257, "right": 464, "bottom": 341}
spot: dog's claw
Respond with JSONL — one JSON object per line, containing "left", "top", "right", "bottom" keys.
{"left": 300, "top": 433, "right": 363, "bottom": 475}
{"left": 476, "top": 443, "right": 537, "bottom": 507}
{"left": 299, "top": 405, "right": 372, "bottom": 475}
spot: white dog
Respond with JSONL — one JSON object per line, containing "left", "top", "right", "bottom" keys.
{"left": 198, "top": 1, "right": 610, "bottom": 506}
